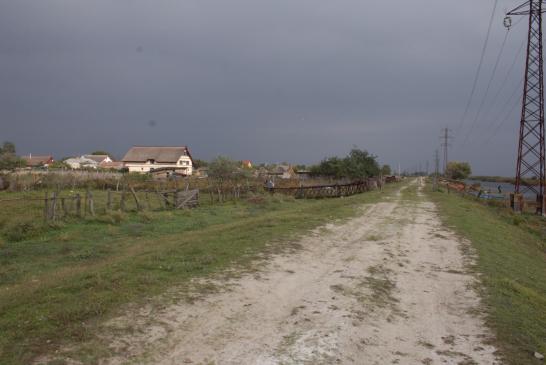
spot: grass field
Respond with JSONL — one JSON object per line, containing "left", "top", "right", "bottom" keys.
{"left": 0, "top": 183, "right": 400, "bottom": 364}
{"left": 429, "top": 189, "right": 546, "bottom": 365}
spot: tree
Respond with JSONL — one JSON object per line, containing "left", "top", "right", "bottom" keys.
{"left": 208, "top": 156, "right": 251, "bottom": 182}
{"left": 446, "top": 161, "right": 472, "bottom": 180}
{"left": 310, "top": 157, "right": 345, "bottom": 178}
{"left": 310, "top": 148, "right": 380, "bottom": 179}
{"left": 0, "top": 141, "right": 16, "bottom": 154}
{"left": 49, "top": 160, "right": 69, "bottom": 169}
{"left": 193, "top": 159, "right": 208, "bottom": 168}
{"left": 0, "top": 141, "right": 25, "bottom": 170}
{"left": 380, "top": 164, "right": 392, "bottom": 176}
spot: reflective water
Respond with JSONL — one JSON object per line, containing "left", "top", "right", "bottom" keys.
{"left": 465, "top": 179, "right": 539, "bottom": 199}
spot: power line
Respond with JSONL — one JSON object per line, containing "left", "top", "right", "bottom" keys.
{"left": 462, "top": 27, "right": 511, "bottom": 145}
{"left": 480, "top": 38, "right": 526, "bottom": 128}
{"left": 483, "top": 76, "right": 525, "bottom": 144}
{"left": 458, "top": 0, "right": 499, "bottom": 130}
{"left": 484, "top": 91, "right": 522, "bottom": 144}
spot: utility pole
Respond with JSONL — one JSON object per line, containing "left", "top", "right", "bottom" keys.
{"left": 440, "top": 127, "right": 453, "bottom": 176}
{"left": 505, "top": 1, "right": 545, "bottom": 215}
{"left": 433, "top": 150, "right": 440, "bottom": 191}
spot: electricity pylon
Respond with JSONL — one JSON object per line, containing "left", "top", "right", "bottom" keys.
{"left": 506, "top": 1, "right": 546, "bottom": 214}
{"left": 440, "top": 128, "right": 453, "bottom": 176}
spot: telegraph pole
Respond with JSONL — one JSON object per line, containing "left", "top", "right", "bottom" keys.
{"left": 505, "top": 1, "right": 545, "bottom": 215}
{"left": 433, "top": 150, "right": 440, "bottom": 191}
{"left": 440, "top": 128, "right": 453, "bottom": 176}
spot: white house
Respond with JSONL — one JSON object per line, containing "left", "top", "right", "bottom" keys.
{"left": 64, "top": 154, "right": 114, "bottom": 169}
{"left": 121, "top": 146, "right": 194, "bottom": 175}
{"left": 83, "top": 154, "right": 113, "bottom": 165}
{"left": 65, "top": 156, "right": 100, "bottom": 169}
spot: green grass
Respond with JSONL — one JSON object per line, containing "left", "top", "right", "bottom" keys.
{"left": 0, "top": 184, "right": 401, "bottom": 364}
{"left": 428, "top": 189, "right": 546, "bottom": 365}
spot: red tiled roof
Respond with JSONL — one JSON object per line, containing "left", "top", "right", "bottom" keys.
{"left": 22, "top": 155, "right": 53, "bottom": 167}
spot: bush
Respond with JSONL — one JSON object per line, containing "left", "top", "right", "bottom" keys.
{"left": 124, "top": 223, "right": 146, "bottom": 237}
{"left": 2, "top": 220, "right": 44, "bottom": 242}
{"left": 93, "top": 211, "right": 125, "bottom": 225}
{"left": 247, "top": 192, "right": 267, "bottom": 205}
{"left": 446, "top": 161, "right": 472, "bottom": 180}
{"left": 512, "top": 215, "right": 525, "bottom": 226}
{"left": 138, "top": 211, "right": 154, "bottom": 223}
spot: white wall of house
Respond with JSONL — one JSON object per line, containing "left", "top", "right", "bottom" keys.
{"left": 125, "top": 155, "right": 193, "bottom": 175}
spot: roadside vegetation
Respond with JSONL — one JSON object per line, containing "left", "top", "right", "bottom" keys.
{"left": 429, "top": 188, "right": 546, "bottom": 365}
{"left": 0, "top": 182, "right": 400, "bottom": 364}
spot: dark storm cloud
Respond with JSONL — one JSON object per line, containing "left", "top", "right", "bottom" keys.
{"left": 0, "top": 0, "right": 528, "bottom": 174}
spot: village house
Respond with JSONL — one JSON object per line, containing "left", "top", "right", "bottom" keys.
{"left": 82, "top": 154, "right": 113, "bottom": 165}
{"left": 21, "top": 154, "right": 54, "bottom": 168}
{"left": 122, "top": 146, "right": 194, "bottom": 175}
{"left": 64, "top": 156, "right": 99, "bottom": 169}
{"left": 100, "top": 161, "right": 124, "bottom": 170}
{"left": 269, "top": 165, "right": 297, "bottom": 179}
{"left": 65, "top": 154, "right": 120, "bottom": 170}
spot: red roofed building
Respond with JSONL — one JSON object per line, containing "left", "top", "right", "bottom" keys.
{"left": 21, "top": 154, "right": 54, "bottom": 168}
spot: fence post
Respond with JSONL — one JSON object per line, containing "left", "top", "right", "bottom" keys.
{"left": 88, "top": 191, "right": 95, "bottom": 216}
{"left": 120, "top": 189, "right": 126, "bottom": 212}
{"left": 61, "top": 197, "right": 67, "bottom": 217}
{"left": 174, "top": 189, "right": 179, "bottom": 209}
{"left": 129, "top": 187, "right": 142, "bottom": 211}
{"left": 145, "top": 191, "right": 151, "bottom": 210}
{"left": 156, "top": 190, "right": 166, "bottom": 210}
{"left": 84, "top": 190, "right": 89, "bottom": 217}
{"left": 107, "top": 189, "right": 112, "bottom": 210}
{"left": 51, "top": 191, "right": 57, "bottom": 221}
{"left": 44, "top": 191, "right": 49, "bottom": 222}
{"left": 76, "top": 193, "right": 82, "bottom": 217}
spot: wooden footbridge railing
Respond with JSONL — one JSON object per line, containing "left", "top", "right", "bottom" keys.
{"left": 269, "top": 180, "right": 378, "bottom": 199}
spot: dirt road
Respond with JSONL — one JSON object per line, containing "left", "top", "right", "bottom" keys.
{"left": 101, "top": 179, "right": 499, "bottom": 365}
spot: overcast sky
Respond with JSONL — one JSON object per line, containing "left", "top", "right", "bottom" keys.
{"left": 0, "top": 0, "right": 533, "bottom": 175}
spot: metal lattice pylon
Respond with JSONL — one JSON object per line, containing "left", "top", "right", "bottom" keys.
{"left": 507, "top": 1, "right": 545, "bottom": 214}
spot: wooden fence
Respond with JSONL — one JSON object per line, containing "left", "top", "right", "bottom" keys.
{"left": 0, "top": 188, "right": 199, "bottom": 222}
{"left": 269, "top": 179, "right": 380, "bottom": 199}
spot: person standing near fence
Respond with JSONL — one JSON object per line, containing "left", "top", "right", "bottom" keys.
{"left": 265, "top": 179, "right": 275, "bottom": 192}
